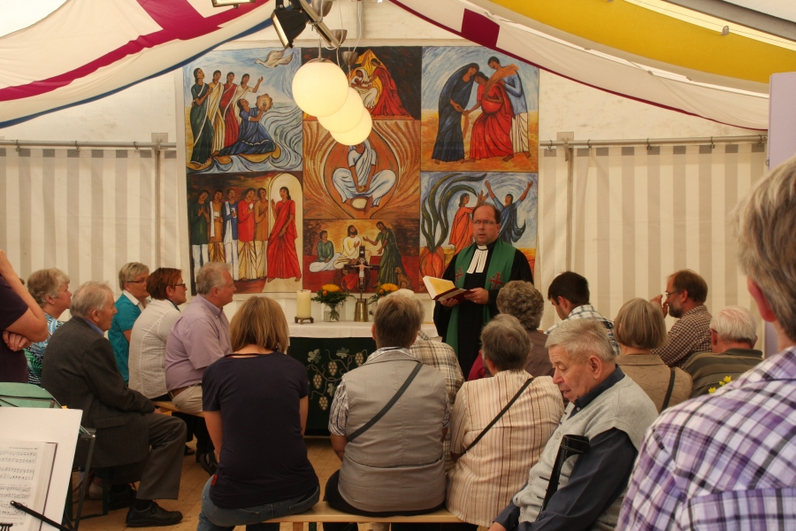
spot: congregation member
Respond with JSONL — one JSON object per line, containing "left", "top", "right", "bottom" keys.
{"left": 24, "top": 267, "right": 71, "bottom": 385}
{"left": 434, "top": 204, "right": 533, "bottom": 376}
{"left": 325, "top": 295, "right": 449, "bottom": 531}
{"left": 617, "top": 150, "right": 796, "bottom": 529}
{"left": 447, "top": 315, "right": 563, "bottom": 529}
{"left": 469, "top": 281, "right": 552, "bottom": 380}
{"left": 545, "top": 271, "right": 620, "bottom": 355}
{"left": 489, "top": 319, "right": 657, "bottom": 531}
{"left": 650, "top": 269, "right": 711, "bottom": 367}
{"left": 42, "top": 281, "right": 185, "bottom": 527}
{"left": 166, "top": 262, "right": 235, "bottom": 471}
{"left": 129, "top": 268, "right": 188, "bottom": 400}
{"left": 682, "top": 305, "right": 763, "bottom": 396}
{"left": 391, "top": 288, "right": 464, "bottom": 469}
{"left": 614, "top": 298, "right": 692, "bottom": 412}
{"left": 197, "top": 297, "right": 319, "bottom": 531}
{"left": 110, "top": 262, "right": 150, "bottom": 383}
{"left": 0, "top": 248, "right": 47, "bottom": 382}
{"left": 129, "top": 268, "right": 195, "bottom": 456}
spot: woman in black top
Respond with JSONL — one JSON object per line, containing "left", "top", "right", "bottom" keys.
{"left": 197, "top": 296, "right": 319, "bottom": 531}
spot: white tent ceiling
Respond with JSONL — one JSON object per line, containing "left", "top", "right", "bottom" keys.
{"left": 1, "top": 0, "right": 795, "bottom": 130}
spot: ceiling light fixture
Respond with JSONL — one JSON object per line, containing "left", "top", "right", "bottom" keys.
{"left": 271, "top": 0, "right": 342, "bottom": 49}
{"left": 212, "top": 0, "right": 256, "bottom": 7}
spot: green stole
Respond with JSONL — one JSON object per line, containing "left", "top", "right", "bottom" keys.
{"left": 445, "top": 239, "right": 516, "bottom": 355}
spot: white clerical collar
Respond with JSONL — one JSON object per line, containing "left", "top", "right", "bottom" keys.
{"left": 467, "top": 245, "right": 489, "bottom": 274}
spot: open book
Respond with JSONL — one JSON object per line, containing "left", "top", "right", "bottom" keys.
{"left": 0, "top": 440, "right": 57, "bottom": 531}
{"left": 423, "top": 276, "right": 473, "bottom": 302}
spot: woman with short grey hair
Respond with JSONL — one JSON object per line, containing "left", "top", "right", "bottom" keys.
{"left": 469, "top": 281, "right": 552, "bottom": 380}
{"left": 447, "top": 314, "right": 564, "bottom": 529}
{"left": 25, "top": 267, "right": 71, "bottom": 385}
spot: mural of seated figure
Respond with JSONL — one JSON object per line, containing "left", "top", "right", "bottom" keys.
{"left": 332, "top": 139, "right": 396, "bottom": 212}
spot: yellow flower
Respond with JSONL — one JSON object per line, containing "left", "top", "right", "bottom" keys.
{"left": 382, "top": 283, "right": 398, "bottom": 292}
{"left": 321, "top": 284, "right": 340, "bottom": 292}
{"left": 722, "top": 376, "right": 732, "bottom": 383}
{"left": 708, "top": 387, "right": 717, "bottom": 394}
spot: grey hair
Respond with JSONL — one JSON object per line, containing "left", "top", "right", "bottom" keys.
{"left": 27, "top": 268, "right": 70, "bottom": 307}
{"left": 71, "top": 281, "right": 113, "bottom": 318}
{"left": 196, "top": 262, "right": 231, "bottom": 295}
{"left": 118, "top": 262, "right": 149, "bottom": 290}
{"left": 373, "top": 295, "right": 422, "bottom": 349}
{"left": 481, "top": 314, "right": 530, "bottom": 372}
{"left": 385, "top": 288, "right": 425, "bottom": 321}
{"left": 545, "top": 318, "right": 615, "bottom": 364}
{"left": 734, "top": 153, "right": 796, "bottom": 342}
{"left": 710, "top": 306, "right": 757, "bottom": 346}
{"left": 496, "top": 281, "right": 544, "bottom": 331}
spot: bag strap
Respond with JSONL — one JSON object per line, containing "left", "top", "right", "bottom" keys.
{"left": 462, "top": 377, "right": 534, "bottom": 454}
{"left": 347, "top": 362, "right": 423, "bottom": 443}
{"left": 661, "top": 368, "right": 676, "bottom": 410}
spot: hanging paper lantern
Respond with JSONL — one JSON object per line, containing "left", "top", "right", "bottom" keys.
{"left": 318, "top": 88, "right": 365, "bottom": 133}
{"left": 291, "top": 58, "right": 348, "bottom": 117}
{"left": 331, "top": 109, "right": 373, "bottom": 146}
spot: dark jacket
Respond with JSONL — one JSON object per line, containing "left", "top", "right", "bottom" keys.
{"left": 42, "top": 317, "right": 155, "bottom": 467}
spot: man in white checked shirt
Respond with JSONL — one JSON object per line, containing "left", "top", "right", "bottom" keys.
{"left": 618, "top": 154, "right": 796, "bottom": 529}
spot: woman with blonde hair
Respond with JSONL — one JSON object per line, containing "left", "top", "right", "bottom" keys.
{"left": 615, "top": 298, "right": 692, "bottom": 412}
{"left": 197, "top": 296, "right": 319, "bottom": 531}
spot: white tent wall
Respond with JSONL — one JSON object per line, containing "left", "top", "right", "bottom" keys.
{"left": 0, "top": 1, "right": 767, "bottom": 329}
{"left": 537, "top": 143, "right": 767, "bottom": 343}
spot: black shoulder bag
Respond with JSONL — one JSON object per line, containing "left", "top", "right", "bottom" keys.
{"left": 462, "top": 377, "right": 534, "bottom": 454}
{"left": 347, "top": 362, "right": 423, "bottom": 443}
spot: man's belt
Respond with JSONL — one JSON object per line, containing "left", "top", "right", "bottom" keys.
{"left": 169, "top": 383, "right": 200, "bottom": 399}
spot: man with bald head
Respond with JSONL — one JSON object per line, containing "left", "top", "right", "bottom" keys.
{"left": 434, "top": 203, "right": 533, "bottom": 376}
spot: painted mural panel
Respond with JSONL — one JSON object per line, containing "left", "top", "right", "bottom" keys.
{"left": 183, "top": 45, "right": 538, "bottom": 295}
{"left": 421, "top": 46, "right": 539, "bottom": 173}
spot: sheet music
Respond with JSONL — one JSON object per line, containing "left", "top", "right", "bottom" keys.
{"left": 0, "top": 441, "right": 57, "bottom": 531}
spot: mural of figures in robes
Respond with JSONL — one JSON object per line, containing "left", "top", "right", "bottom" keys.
{"left": 183, "top": 45, "right": 539, "bottom": 297}
{"left": 421, "top": 47, "right": 539, "bottom": 173}
{"left": 183, "top": 48, "right": 302, "bottom": 173}
{"left": 187, "top": 172, "right": 303, "bottom": 294}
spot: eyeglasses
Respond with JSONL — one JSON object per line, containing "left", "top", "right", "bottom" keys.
{"left": 127, "top": 279, "right": 147, "bottom": 284}
{"left": 173, "top": 283, "right": 186, "bottom": 288}
{"left": 473, "top": 220, "right": 497, "bottom": 226}
{"left": 664, "top": 290, "right": 682, "bottom": 299}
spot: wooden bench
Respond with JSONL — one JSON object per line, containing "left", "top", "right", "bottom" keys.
{"left": 152, "top": 400, "right": 205, "bottom": 417}
{"left": 267, "top": 501, "right": 463, "bottom": 531}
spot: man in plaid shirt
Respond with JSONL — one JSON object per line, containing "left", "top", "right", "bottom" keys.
{"left": 546, "top": 271, "right": 620, "bottom": 355}
{"left": 618, "top": 154, "right": 796, "bottom": 530}
{"left": 650, "top": 269, "right": 712, "bottom": 367}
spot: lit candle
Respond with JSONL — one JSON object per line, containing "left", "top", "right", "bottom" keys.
{"left": 296, "top": 290, "right": 312, "bottom": 319}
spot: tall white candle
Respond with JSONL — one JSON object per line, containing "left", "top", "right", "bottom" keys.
{"left": 296, "top": 290, "right": 312, "bottom": 318}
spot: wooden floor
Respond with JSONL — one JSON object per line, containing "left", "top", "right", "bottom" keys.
{"left": 74, "top": 438, "right": 340, "bottom": 531}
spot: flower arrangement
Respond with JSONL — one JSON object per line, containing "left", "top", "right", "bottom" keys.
{"left": 708, "top": 375, "right": 733, "bottom": 394}
{"left": 369, "top": 283, "right": 398, "bottom": 304}
{"left": 312, "top": 284, "right": 351, "bottom": 321}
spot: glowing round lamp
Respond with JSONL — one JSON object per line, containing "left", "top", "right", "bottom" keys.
{"left": 331, "top": 110, "right": 373, "bottom": 146}
{"left": 318, "top": 88, "right": 365, "bottom": 133}
{"left": 291, "top": 59, "right": 348, "bottom": 117}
